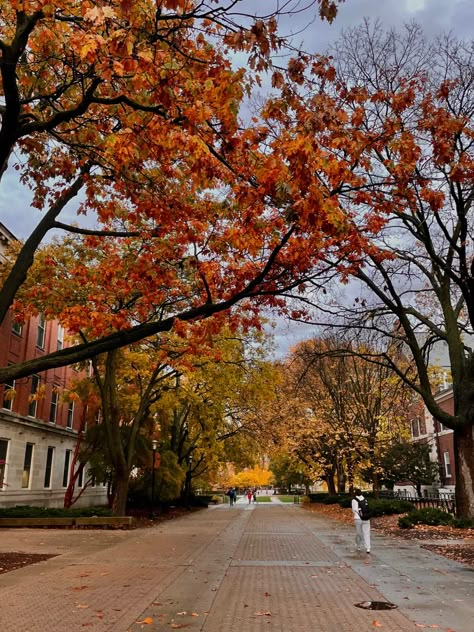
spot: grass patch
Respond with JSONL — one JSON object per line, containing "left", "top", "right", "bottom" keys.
{"left": 256, "top": 496, "right": 272, "bottom": 502}
{"left": 277, "top": 495, "right": 297, "bottom": 503}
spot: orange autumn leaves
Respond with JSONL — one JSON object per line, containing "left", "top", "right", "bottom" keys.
{"left": 2, "top": 2, "right": 472, "bottom": 386}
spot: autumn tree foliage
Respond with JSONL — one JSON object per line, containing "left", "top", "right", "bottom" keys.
{"left": 0, "top": 0, "right": 354, "bottom": 386}
{"left": 229, "top": 465, "right": 273, "bottom": 490}
{"left": 266, "top": 336, "right": 414, "bottom": 494}
{"left": 151, "top": 327, "right": 277, "bottom": 504}
{"left": 291, "top": 22, "right": 474, "bottom": 516}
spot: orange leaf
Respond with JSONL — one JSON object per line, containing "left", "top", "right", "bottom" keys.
{"left": 372, "top": 622, "right": 382, "bottom": 628}
{"left": 136, "top": 618, "right": 153, "bottom": 625}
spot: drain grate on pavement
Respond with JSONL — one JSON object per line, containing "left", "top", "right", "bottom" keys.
{"left": 355, "top": 601, "right": 398, "bottom": 610}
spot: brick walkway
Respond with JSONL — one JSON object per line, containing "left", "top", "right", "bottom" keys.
{"left": 0, "top": 502, "right": 472, "bottom": 631}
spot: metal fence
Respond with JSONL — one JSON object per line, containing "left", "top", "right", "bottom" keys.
{"left": 379, "top": 490, "right": 456, "bottom": 514}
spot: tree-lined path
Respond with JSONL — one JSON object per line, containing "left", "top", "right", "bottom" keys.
{"left": 0, "top": 504, "right": 473, "bottom": 631}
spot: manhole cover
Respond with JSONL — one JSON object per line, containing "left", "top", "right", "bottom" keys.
{"left": 354, "top": 601, "right": 398, "bottom": 610}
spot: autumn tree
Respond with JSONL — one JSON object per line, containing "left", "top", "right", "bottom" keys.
{"left": 152, "top": 327, "right": 278, "bottom": 501}
{"left": 0, "top": 0, "right": 353, "bottom": 385}
{"left": 230, "top": 465, "right": 273, "bottom": 490}
{"left": 263, "top": 336, "right": 414, "bottom": 494}
{"left": 291, "top": 22, "right": 474, "bottom": 516}
{"left": 85, "top": 341, "right": 180, "bottom": 514}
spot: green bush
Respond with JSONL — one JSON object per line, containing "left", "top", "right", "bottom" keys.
{"left": 368, "top": 499, "right": 413, "bottom": 517}
{"left": 308, "top": 493, "right": 330, "bottom": 503}
{"left": 338, "top": 497, "right": 353, "bottom": 508}
{"left": 398, "top": 507, "right": 453, "bottom": 528}
{"left": 337, "top": 497, "right": 413, "bottom": 515}
{"left": 322, "top": 495, "right": 349, "bottom": 505}
{"left": 0, "top": 505, "right": 113, "bottom": 518}
{"left": 398, "top": 515, "right": 414, "bottom": 529}
{"left": 452, "top": 517, "right": 474, "bottom": 529}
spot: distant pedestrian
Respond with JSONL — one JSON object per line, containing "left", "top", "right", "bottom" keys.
{"left": 230, "top": 488, "right": 237, "bottom": 506}
{"left": 252, "top": 489, "right": 257, "bottom": 503}
{"left": 352, "top": 488, "right": 371, "bottom": 554}
{"left": 247, "top": 490, "right": 252, "bottom": 504}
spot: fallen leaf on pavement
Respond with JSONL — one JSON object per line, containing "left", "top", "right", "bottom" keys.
{"left": 372, "top": 621, "right": 382, "bottom": 627}
{"left": 136, "top": 617, "right": 153, "bottom": 625}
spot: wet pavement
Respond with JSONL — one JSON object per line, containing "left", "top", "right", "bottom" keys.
{"left": 0, "top": 498, "right": 473, "bottom": 631}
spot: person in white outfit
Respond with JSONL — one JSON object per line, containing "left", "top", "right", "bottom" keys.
{"left": 351, "top": 488, "right": 371, "bottom": 553}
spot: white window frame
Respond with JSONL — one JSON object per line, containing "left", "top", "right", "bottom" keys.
{"left": 22, "top": 443, "right": 34, "bottom": 489}
{"left": 44, "top": 446, "right": 55, "bottom": 489}
{"left": 67, "top": 401, "right": 74, "bottom": 429}
{"left": 443, "top": 451, "right": 452, "bottom": 478}
{"left": 49, "top": 387, "right": 59, "bottom": 424}
{"left": 28, "top": 375, "right": 40, "bottom": 417}
{"left": 2, "top": 376, "right": 15, "bottom": 411}
{"left": 57, "top": 324, "right": 65, "bottom": 350}
{"left": 36, "top": 313, "right": 46, "bottom": 348}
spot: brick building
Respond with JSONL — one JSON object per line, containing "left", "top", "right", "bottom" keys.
{"left": 0, "top": 222, "right": 107, "bottom": 507}
{"left": 395, "top": 387, "right": 455, "bottom": 496}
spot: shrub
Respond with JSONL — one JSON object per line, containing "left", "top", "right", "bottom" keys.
{"left": 398, "top": 515, "right": 414, "bottom": 529}
{"left": 0, "top": 505, "right": 113, "bottom": 518}
{"left": 452, "top": 517, "right": 474, "bottom": 529}
{"left": 399, "top": 507, "right": 453, "bottom": 527}
{"left": 368, "top": 499, "right": 413, "bottom": 517}
{"left": 321, "top": 495, "right": 342, "bottom": 504}
{"left": 308, "top": 493, "right": 330, "bottom": 503}
{"left": 338, "top": 497, "right": 353, "bottom": 508}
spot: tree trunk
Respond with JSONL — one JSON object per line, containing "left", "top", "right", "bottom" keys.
{"left": 453, "top": 424, "right": 474, "bottom": 518}
{"left": 372, "top": 471, "right": 380, "bottom": 498}
{"left": 112, "top": 471, "right": 130, "bottom": 515}
{"left": 324, "top": 473, "right": 337, "bottom": 495}
{"left": 336, "top": 461, "right": 346, "bottom": 493}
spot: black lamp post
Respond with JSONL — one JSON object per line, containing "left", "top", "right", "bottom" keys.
{"left": 150, "top": 439, "right": 158, "bottom": 519}
{"left": 186, "top": 453, "right": 193, "bottom": 508}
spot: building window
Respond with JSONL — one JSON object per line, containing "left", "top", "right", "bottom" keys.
{"left": 22, "top": 443, "right": 34, "bottom": 488}
{"left": 12, "top": 320, "right": 22, "bottom": 335}
{"left": 2, "top": 376, "right": 15, "bottom": 411}
{"left": 410, "top": 418, "right": 421, "bottom": 438}
{"left": 49, "top": 387, "right": 59, "bottom": 424}
{"left": 28, "top": 375, "right": 41, "bottom": 417}
{"left": 62, "top": 450, "right": 72, "bottom": 487}
{"left": 57, "top": 325, "right": 64, "bottom": 351}
{"left": 78, "top": 466, "right": 83, "bottom": 487}
{"left": 443, "top": 451, "right": 452, "bottom": 478}
{"left": 44, "top": 447, "right": 54, "bottom": 488}
{"left": 0, "top": 439, "right": 8, "bottom": 490}
{"left": 67, "top": 401, "right": 74, "bottom": 429}
{"left": 36, "top": 313, "right": 46, "bottom": 348}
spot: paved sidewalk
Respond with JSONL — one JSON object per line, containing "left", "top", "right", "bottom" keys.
{"left": 0, "top": 502, "right": 473, "bottom": 631}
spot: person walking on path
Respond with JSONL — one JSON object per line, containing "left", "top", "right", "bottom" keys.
{"left": 228, "top": 488, "right": 236, "bottom": 506}
{"left": 352, "top": 488, "right": 371, "bottom": 553}
{"left": 247, "top": 490, "right": 252, "bottom": 504}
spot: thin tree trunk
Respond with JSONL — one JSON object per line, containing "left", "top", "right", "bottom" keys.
{"left": 453, "top": 424, "right": 474, "bottom": 518}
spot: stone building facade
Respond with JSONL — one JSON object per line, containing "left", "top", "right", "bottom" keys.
{"left": 0, "top": 222, "right": 107, "bottom": 508}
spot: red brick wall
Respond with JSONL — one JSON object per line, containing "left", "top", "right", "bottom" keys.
{"left": 1, "top": 312, "right": 85, "bottom": 430}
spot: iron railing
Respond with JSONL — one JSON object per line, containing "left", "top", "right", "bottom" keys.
{"left": 379, "top": 490, "right": 456, "bottom": 514}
